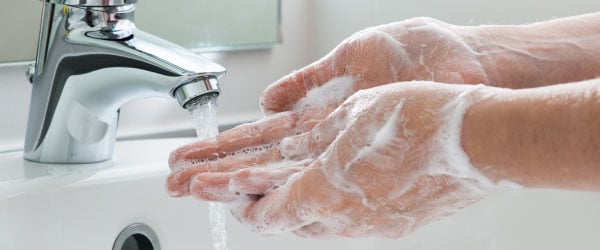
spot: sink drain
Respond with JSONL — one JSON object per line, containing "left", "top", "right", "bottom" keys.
{"left": 113, "top": 223, "right": 160, "bottom": 250}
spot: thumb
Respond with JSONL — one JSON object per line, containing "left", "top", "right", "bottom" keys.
{"left": 231, "top": 168, "right": 331, "bottom": 235}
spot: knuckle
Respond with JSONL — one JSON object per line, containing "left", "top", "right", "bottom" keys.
{"left": 235, "top": 168, "right": 252, "bottom": 179}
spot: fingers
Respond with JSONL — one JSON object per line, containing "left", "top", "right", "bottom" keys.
{"left": 294, "top": 104, "right": 339, "bottom": 132}
{"left": 188, "top": 172, "right": 238, "bottom": 202}
{"left": 260, "top": 53, "right": 346, "bottom": 114}
{"left": 166, "top": 162, "right": 218, "bottom": 197}
{"left": 189, "top": 166, "right": 303, "bottom": 202}
{"left": 280, "top": 109, "right": 348, "bottom": 160}
{"left": 232, "top": 177, "right": 306, "bottom": 234}
{"left": 169, "top": 111, "right": 299, "bottom": 168}
{"left": 167, "top": 107, "right": 341, "bottom": 198}
{"left": 231, "top": 168, "right": 331, "bottom": 235}
{"left": 167, "top": 145, "right": 284, "bottom": 197}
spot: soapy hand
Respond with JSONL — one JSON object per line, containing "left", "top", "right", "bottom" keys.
{"left": 168, "top": 17, "right": 491, "bottom": 197}
{"left": 167, "top": 17, "right": 495, "bottom": 238}
{"left": 166, "top": 13, "right": 600, "bottom": 238}
{"left": 167, "top": 82, "right": 497, "bottom": 238}
{"left": 260, "top": 17, "right": 489, "bottom": 116}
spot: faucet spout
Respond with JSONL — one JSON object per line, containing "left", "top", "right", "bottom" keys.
{"left": 24, "top": 1, "right": 226, "bottom": 164}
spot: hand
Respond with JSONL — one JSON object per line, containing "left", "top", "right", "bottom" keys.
{"left": 167, "top": 82, "right": 498, "bottom": 238}
{"left": 262, "top": 14, "right": 600, "bottom": 116}
{"left": 260, "top": 17, "right": 489, "bottom": 116}
{"left": 168, "top": 17, "right": 492, "bottom": 197}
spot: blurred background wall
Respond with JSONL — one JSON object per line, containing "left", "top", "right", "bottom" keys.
{"left": 0, "top": 0, "right": 598, "bottom": 151}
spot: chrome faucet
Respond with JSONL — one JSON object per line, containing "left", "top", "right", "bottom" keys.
{"left": 24, "top": 0, "right": 226, "bottom": 164}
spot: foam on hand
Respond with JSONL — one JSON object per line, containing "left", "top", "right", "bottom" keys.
{"left": 287, "top": 81, "right": 514, "bottom": 238}
{"left": 293, "top": 75, "right": 356, "bottom": 112}
{"left": 179, "top": 75, "right": 520, "bottom": 239}
{"left": 425, "top": 85, "right": 495, "bottom": 189}
{"left": 172, "top": 17, "right": 516, "bottom": 237}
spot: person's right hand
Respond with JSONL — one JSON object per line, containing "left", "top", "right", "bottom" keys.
{"left": 168, "top": 82, "right": 499, "bottom": 238}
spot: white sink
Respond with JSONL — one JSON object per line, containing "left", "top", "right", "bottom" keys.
{"left": 1, "top": 138, "right": 599, "bottom": 250}
{"left": 0, "top": 138, "right": 206, "bottom": 250}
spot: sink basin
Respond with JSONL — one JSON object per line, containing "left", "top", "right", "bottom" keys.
{"left": 1, "top": 138, "right": 599, "bottom": 250}
{"left": 0, "top": 138, "right": 206, "bottom": 250}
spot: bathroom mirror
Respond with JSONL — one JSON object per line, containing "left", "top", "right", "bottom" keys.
{"left": 0, "top": 0, "right": 280, "bottom": 63}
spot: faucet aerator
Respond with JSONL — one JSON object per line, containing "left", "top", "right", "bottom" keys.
{"left": 172, "top": 76, "right": 220, "bottom": 109}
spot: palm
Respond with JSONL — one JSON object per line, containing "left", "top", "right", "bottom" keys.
{"left": 260, "top": 17, "right": 488, "bottom": 117}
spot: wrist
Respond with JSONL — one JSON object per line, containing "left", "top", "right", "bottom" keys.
{"left": 461, "top": 81, "right": 600, "bottom": 191}
{"left": 457, "top": 17, "right": 600, "bottom": 89}
{"left": 459, "top": 86, "right": 515, "bottom": 185}
{"left": 427, "top": 84, "right": 504, "bottom": 190}
{"left": 457, "top": 24, "right": 555, "bottom": 88}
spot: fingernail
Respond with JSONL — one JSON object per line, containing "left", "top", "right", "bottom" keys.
{"left": 166, "top": 172, "right": 190, "bottom": 197}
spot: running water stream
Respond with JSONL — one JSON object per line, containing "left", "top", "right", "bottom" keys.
{"left": 186, "top": 93, "right": 229, "bottom": 250}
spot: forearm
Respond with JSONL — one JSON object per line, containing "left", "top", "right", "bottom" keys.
{"left": 462, "top": 79, "right": 600, "bottom": 191}
{"left": 458, "top": 13, "right": 600, "bottom": 88}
